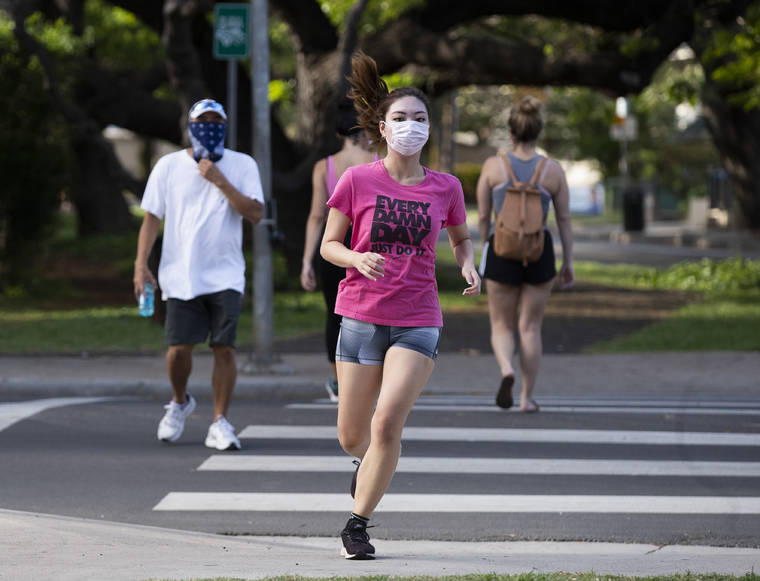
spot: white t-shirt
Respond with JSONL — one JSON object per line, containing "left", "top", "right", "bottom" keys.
{"left": 141, "top": 149, "right": 264, "bottom": 300}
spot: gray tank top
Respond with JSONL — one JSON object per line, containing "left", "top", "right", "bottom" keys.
{"left": 489, "top": 154, "right": 551, "bottom": 236}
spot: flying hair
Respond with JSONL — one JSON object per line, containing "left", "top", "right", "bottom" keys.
{"left": 348, "top": 51, "right": 430, "bottom": 148}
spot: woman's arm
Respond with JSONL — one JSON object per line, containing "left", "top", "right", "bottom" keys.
{"left": 320, "top": 208, "right": 385, "bottom": 281}
{"left": 301, "top": 159, "right": 328, "bottom": 291}
{"left": 447, "top": 222, "right": 481, "bottom": 296}
{"left": 476, "top": 156, "right": 496, "bottom": 245}
{"left": 549, "top": 160, "right": 574, "bottom": 289}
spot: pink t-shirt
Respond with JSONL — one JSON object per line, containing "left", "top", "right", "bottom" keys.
{"left": 326, "top": 160, "right": 467, "bottom": 327}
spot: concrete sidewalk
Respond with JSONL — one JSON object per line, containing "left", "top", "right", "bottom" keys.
{"left": 1, "top": 350, "right": 758, "bottom": 400}
{"left": 3, "top": 508, "right": 760, "bottom": 580}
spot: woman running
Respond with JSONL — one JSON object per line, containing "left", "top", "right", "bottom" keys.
{"left": 320, "top": 52, "right": 481, "bottom": 560}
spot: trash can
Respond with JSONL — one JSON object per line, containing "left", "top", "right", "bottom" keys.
{"left": 622, "top": 187, "right": 644, "bottom": 232}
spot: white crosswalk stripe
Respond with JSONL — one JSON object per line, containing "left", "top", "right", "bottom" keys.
{"left": 290, "top": 395, "right": 760, "bottom": 415}
{"left": 238, "top": 425, "right": 760, "bottom": 446}
{"left": 154, "top": 411, "right": 760, "bottom": 516}
{"left": 154, "top": 492, "right": 760, "bottom": 514}
{"left": 198, "top": 455, "right": 760, "bottom": 477}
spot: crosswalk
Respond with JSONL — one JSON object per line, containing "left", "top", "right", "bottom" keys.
{"left": 153, "top": 396, "right": 760, "bottom": 524}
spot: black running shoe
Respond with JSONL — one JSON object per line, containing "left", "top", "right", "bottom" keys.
{"left": 350, "top": 459, "right": 361, "bottom": 498}
{"left": 340, "top": 517, "right": 375, "bottom": 560}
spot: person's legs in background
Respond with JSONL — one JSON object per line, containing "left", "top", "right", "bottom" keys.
{"left": 320, "top": 256, "right": 345, "bottom": 400}
{"left": 516, "top": 279, "right": 554, "bottom": 412}
{"left": 486, "top": 279, "right": 520, "bottom": 408}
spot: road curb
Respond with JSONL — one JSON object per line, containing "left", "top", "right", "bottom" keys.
{"left": 0, "top": 378, "right": 325, "bottom": 400}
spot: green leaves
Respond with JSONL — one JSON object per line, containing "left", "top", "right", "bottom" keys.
{"left": 702, "top": 2, "right": 760, "bottom": 110}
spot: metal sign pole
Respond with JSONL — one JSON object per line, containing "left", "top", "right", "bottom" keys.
{"left": 248, "top": 0, "right": 276, "bottom": 371}
{"left": 227, "top": 59, "right": 237, "bottom": 149}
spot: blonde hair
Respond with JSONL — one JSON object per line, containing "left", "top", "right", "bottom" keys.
{"left": 508, "top": 96, "right": 544, "bottom": 143}
{"left": 348, "top": 51, "right": 431, "bottom": 147}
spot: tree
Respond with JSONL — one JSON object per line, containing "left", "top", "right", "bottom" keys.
{"left": 1, "top": 0, "right": 757, "bottom": 278}
{"left": 691, "top": 1, "right": 760, "bottom": 228}
{"left": 0, "top": 14, "right": 70, "bottom": 283}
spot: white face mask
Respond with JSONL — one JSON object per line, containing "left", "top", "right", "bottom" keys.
{"left": 385, "top": 120, "right": 429, "bottom": 156}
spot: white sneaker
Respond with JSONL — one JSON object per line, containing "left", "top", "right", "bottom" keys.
{"left": 324, "top": 377, "right": 339, "bottom": 403}
{"left": 205, "top": 416, "right": 241, "bottom": 451}
{"left": 157, "top": 395, "right": 196, "bottom": 442}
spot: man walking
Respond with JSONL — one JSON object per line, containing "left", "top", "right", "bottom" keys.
{"left": 133, "top": 98, "right": 264, "bottom": 450}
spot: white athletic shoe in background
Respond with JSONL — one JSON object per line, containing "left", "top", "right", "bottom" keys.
{"left": 205, "top": 416, "right": 241, "bottom": 451}
{"left": 157, "top": 395, "right": 196, "bottom": 442}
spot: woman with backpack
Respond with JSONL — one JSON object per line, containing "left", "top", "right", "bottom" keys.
{"left": 476, "top": 95, "right": 574, "bottom": 412}
{"left": 321, "top": 51, "right": 480, "bottom": 559}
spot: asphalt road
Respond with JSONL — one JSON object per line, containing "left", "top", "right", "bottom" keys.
{"left": 2, "top": 395, "right": 759, "bottom": 547}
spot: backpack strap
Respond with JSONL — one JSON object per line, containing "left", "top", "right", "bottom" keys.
{"left": 499, "top": 153, "right": 518, "bottom": 185}
{"left": 496, "top": 154, "right": 509, "bottom": 183}
{"left": 529, "top": 156, "right": 548, "bottom": 186}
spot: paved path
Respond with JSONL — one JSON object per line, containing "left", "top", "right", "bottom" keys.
{"left": 1, "top": 350, "right": 758, "bottom": 400}
{"left": 3, "top": 508, "right": 760, "bottom": 580}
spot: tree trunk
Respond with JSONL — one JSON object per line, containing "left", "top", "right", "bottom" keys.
{"left": 700, "top": 87, "right": 760, "bottom": 229}
{"left": 71, "top": 131, "right": 136, "bottom": 235}
{"left": 275, "top": 61, "right": 344, "bottom": 274}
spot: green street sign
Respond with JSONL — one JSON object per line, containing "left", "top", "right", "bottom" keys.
{"left": 213, "top": 3, "right": 250, "bottom": 60}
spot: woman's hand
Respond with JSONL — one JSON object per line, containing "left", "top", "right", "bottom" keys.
{"left": 300, "top": 262, "right": 316, "bottom": 291}
{"left": 461, "top": 265, "right": 481, "bottom": 296}
{"left": 353, "top": 252, "right": 385, "bottom": 281}
{"left": 558, "top": 262, "right": 574, "bottom": 289}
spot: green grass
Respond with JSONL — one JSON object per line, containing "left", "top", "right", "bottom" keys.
{"left": 142, "top": 573, "right": 760, "bottom": 581}
{"left": 590, "top": 290, "right": 760, "bottom": 352}
{"left": 0, "top": 292, "right": 326, "bottom": 354}
{"left": 573, "top": 258, "right": 760, "bottom": 352}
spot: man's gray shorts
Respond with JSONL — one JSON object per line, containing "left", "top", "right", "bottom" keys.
{"left": 165, "top": 290, "right": 243, "bottom": 347}
{"left": 336, "top": 316, "right": 441, "bottom": 365}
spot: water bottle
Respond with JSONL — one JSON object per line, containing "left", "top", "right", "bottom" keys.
{"left": 138, "top": 282, "right": 155, "bottom": 317}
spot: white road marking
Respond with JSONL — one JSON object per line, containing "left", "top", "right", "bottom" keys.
{"left": 153, "top": 492, "right": 760, "bottom": 514}
{"left": 198, "top": 455, "right": 760, "bottom": 477}
{"left": 289, "top": 402, "right": 760, "bottom": 415}
{"left": 0, "top": 397, "right": 112, "bottom": 432}
{"left": 238, "top": 425, "right": 760, "bottom": 447}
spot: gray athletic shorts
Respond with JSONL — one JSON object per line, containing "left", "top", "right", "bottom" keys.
{"left": 336, "top": 316, "right": 441, "bottom": 365}
{"left": 165, "top": 290, "right": 243, "bottom": 347}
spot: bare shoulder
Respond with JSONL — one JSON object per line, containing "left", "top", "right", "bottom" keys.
{"left": 479, "top": 154, "right": 504, "bottom": 182}
{"left": 312, "top": 157, "right": 327, "bottom": 178}
{"left": 540, "top": 157, "right": 567, "bottom": 194}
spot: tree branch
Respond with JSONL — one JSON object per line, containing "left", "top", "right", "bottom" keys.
{"left": 272, "top": 0, "right": 337, "bottom": 54}
{"left": 337, "top": 0, "right": 371, "bottom": 94}
{"left": 363, "top": 0, "right": 711, "bottom": 95}
{"left": 161, "top": 0, "right": 213, "bottom": 115}
{"left": 402, "top": 0, "right": 692, "bottom": 33}
{"left": 108, "top": 0, "right": 164, "bottom": 32}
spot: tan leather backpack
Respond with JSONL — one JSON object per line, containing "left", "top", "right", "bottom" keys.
{"left": 493, "top": 154, "right": 548, "bottom": 266}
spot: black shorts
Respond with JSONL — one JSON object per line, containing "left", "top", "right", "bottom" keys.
{"left": 481, "top": 230, "right": 557, "bottom": 286}
{"left": 165, "top": 290, "right": 243, "bottom": 347}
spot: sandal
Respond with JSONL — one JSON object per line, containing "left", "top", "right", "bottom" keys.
{"left": 520, "top": 399, "right": 540, "bottom": 413}
{"left": 495, "top": 374, "right": 514, "bottom": 409}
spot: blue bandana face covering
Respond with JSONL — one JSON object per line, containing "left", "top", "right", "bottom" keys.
{"left": 188, "top": 122, "right": 226, "bottom": 162}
